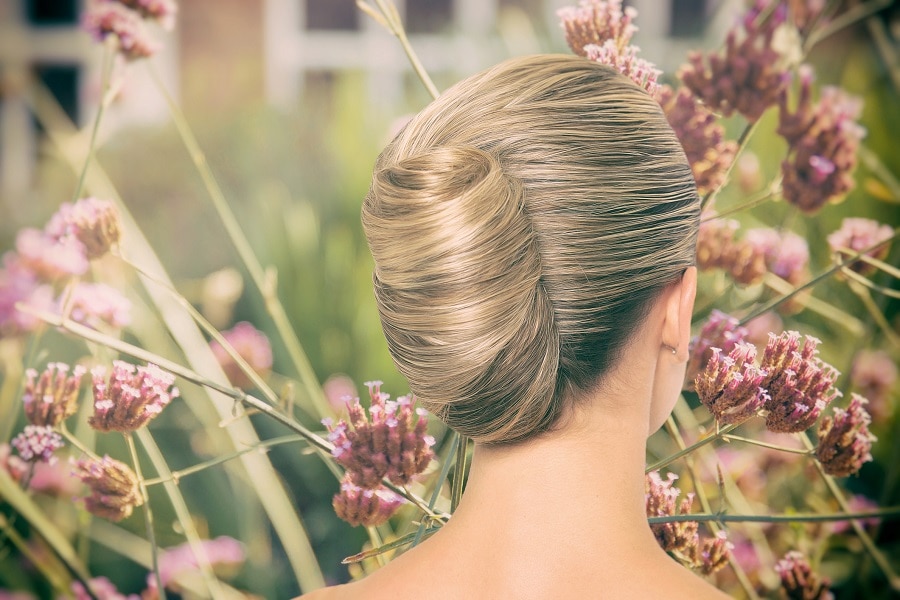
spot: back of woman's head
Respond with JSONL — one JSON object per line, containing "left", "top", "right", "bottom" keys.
{"left": 362, "top": 54, "right": 699, "bottom": 445}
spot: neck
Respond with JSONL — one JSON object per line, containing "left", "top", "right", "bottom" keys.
{"left": 445, "top": 385, "right": 661, "bottom": 562}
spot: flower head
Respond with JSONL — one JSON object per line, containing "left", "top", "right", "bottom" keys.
{"left": 558, "top": 0, "right": 638, "bottom": 56}
{"left": 679, "top": 1, "right": 790, "bottom": 121}
{"left": 745, "top": 228, "right": 810, "bottom": 286}
{"left": 209, "top": 321, "right": 273, "bottom": 390}
{"left": 116, "top": 0, "right": 178, "bottom": 30}
{"left": 583, "top": 41, "right": 661, "bottom": 97}
{"left": 658, "top": 85, "right": 737, "bottom": 195}
{"left": 73, "top": 455, "right": 143, "bottom": 521}
{"left": 760, "top": 332, "right": 841, "bottom": 433}
{"left": 15, "top": 228, "right": 88, "bottom": 280}
{"left": 775, "top": 551, "right": 834, "bottom": 600}
{"left": 698, "top": 530, "right": 733, "bottom": 576}
{"left": 778, "top": 68, "right": 865, "bottom": 213}
{"left": 686, "top": 310, "right": 749, "bottom": 391}
{"left": 89, "top": 361, "right": 179, "bottom": 432}
{"left": 22, "top": 362, "right": 86, "bottom": 427}
{"left": 45, "top": 198, "right": 121, "bottom": 260}
{"left": 695, "top": 342, "right": 769, "bottom": 425}
{"left": 332, "top": 476, "right": 405, "bottom": 527}
{"left": 147, "top": 536, "right": 245, "bottom": 594}
{"left": 815, "top": 394, "right": 876, "bottom": 477}
{"left": 11, "top": 425, "right": 64, "bottom": 463}
{"left": 696, "top": 215, "right": 741, "bottom": 272}
{"left": 72, "top": 576, "right": 140, "bottom": 600}
{"left": 826, "top": 218, "right": 893, "bottom": 274}
{"left": 645, "top": 471, "right": 698, "bottom": 554}
{"left": 324, "top": 381, "right": 434, "bottom": 488}
{"left": 82, "top": 1, "right": 160, "bottom": 60}
{"left": 65, "top": 282, "right": 132, "bottom": 329}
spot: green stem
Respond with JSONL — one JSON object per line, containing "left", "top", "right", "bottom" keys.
{"left": 143, "top": 434, "right": 305, "bottom": 486}
{"left": 847, "top": 279, "right": 900, "bottom": 350}
{"left": 450, "top": 435, "right": 469, "bottom": 513}
{"left": 60, "top": 423, "right": 103, "bottom": 461}
{"left": 721, "top": 434, "right": 812, "bottom": 455}
{"left": 412, "top": 432, "right": 458, "bottom": 547}
{"left": 799, "top": 432, "right": 900, "bottom": 591}
{"left": 72, "top": 40, "right": 115, "bottom": 202}
{"left": 700, "top": 119, "right": 759, "bottom": 211}
{"left": 135, "top": 429, "right": 227, "bottom": 599}
{"left": 125, "top": 433, "right": 165, "bottom": 600}
{"left": 145, "top": 62, "right": 330, "bottom": 422}
{"left": 700, "top": 187, "right": 779, "bottom": 222}
{"left": 762, "top": 273, "right": 865, "bottom": 335}
{"left": 648, "top": 505, "right": 900, "bottom": 525}
{"left": 646, "top": 422, "right": 740, "bottom": 473}
{"left": 803, "top": 0, "right": 892, "bottom": 54}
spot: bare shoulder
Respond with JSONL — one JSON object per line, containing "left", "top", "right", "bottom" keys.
{"left": 293, "top": 583, "right": 351, "bottom": 600}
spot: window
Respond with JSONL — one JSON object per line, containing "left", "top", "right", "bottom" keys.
{"left": 305, "top": 0, "right": 358, "bottom": 31}
{"left": 34, "top": 63, "right": 80, "bottom": 125}
{"left": 406, "top": 0, "right": 453, "bottom": 34}
{"left": 670, "top": 0, "right": 709, "bottom": 38}
{"left": 25, "top": 0, "right": 79, "bottom": 26}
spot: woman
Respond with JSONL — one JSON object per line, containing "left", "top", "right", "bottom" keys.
{"left": 305, "top": 54, "right": 729, "bottom": 599}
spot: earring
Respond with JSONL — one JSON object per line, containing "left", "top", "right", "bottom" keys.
{"left": 663, "top": 344, "right": 677, "bottom": 355}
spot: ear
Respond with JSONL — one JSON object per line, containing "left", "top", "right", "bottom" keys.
{"left": 662, "top": 267, "right": 697, "bottom": 361}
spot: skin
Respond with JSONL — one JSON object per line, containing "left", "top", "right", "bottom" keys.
{"left": 301, "top": 267, "right": 731, "bottom": 599}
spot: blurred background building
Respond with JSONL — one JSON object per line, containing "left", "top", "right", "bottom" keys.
{"left": 0, "top": 0, "right": 740, "bottom": 201}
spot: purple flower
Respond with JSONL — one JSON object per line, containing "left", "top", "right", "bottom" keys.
{"left": 685, "top": 310, "right": 749, "bottom": 391}
{"left": 744, "top": 228, "right": 810, "bottom": 286}
{"left": 850, "top": 349, "right": 897, "bottom": 421}
{"left": 696, "top": 215, "right": 741, "bottom": 272}
{"left": 89, "top": 361, "right": 179, "bottom": 432}
{"left": 826, "top": 217, "right": 893, "bottom": 274}
{"left": 645, "top": 471, "right": 698, "bottom": 553}
{"left": 558, "top": 0, "right": 638, "bottom": 57}
{"left": 775, "top": 551, "right": 834, "bottom": 600}
{"left": 760, "top": 332, "right": 841, "bottom": 433}
{"left": 583, "top": 41, "right": 661, "bottom": 98}
{"left": 11, "top": 425, "right": 64, "bottom": 463}
{"left": 698, "top": 530, "right": 733, "bottom": 576}
{"left": 695, "top": 342, "right": 769, "bottom": 425}
{"left": 22, "top": 362, "right": 86, "bottom": 427}
{"left": 72, "top": 576, "right": 140, "bottom": 600}
{"left": 679, "top": 1, "right": 790, "bottom": 121}
{"left": 830, "top": 494, "right": 880, "bottom": 534}
{"left": 115, "top": 0, "right": 178, "bottom": 30}
{"left": 209, "top": 321, "right": 273, "bottom": 390}
{"left": 82, "top": 1, "right": 160, "bottom": 60}
{"left": 778, "top": 67, "right": 865, "bottom": 213}
{"left": 64, "top": 282, "right": 132, "bottom": 329}
{"left": 73, "top": 455, "right": 143, "bottom": 521}
{"left": 15, "top": 228, "right": 88, "bottom": 280}
{"left": 815, "top": 394, "right": 876, "bottom": 477}
{"left": 45, "top": 197, "right": 121, "bottom": 260}
{"left": 659, "top": 86, "right": 737, "bottom": 195}
{"left": 332, "top": 476, "right": 405, "bottom": 527}
{"left": 146, "top": 536, "right": 245, "bottom": 594}
{"left": 323, "top": 381, "right": 435, "bottom": 488}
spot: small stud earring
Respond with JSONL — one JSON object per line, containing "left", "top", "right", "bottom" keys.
{"left": 663, "top": 344, "right": 677, "bottom": 355}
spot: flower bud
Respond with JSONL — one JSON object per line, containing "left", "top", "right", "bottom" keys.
{"left": 73, "top": 455, "right": 143, "bottom": 522}
{"left": 22, "top": 362, "right": 86, "bottom": 427}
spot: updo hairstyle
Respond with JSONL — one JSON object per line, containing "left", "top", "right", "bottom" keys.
{"left": 362, "top": 55, "right": 699, "bottom": 444}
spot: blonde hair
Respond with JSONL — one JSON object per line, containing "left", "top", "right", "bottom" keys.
{"left": 362, "top": 55, "right": 699, "bottom": 444}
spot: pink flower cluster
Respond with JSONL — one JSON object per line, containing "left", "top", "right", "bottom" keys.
{"left": 22, "top": 362, "right": 86, "bottom": 427}
{"left": 815, "top": 394, "right": 875, "bottom": 477}
{"left": 558, "top": 0, "right": 660, "bottom": 97}
{"left": 778, "top": 67, "right": 865, "bottom": 213}
{"left": 73, "top": 454, "right": 143, "bottom": 521}
{"left": 332, "top": 476, "right": 406, "bottom": 528}
{"left": 658, "top": 85, "right": 737, "bottom": 195}
{"left": 826, "top": 217, "right": 893, "bottom": 274}
{"left": 645, "top": 471, "right": 733, "bottom": 575}
{"left": 744, "top": 227, "right": 810, "bottom": 288}
{"left": 696, "top": 330, "right": 841, "bottom": 433}
{"left": 774, "top": 551, "right": 834, "bottom": 600}
{"left": 82, "top": 0, "right": 175, "bottom": 60}
{"left": 209, "top": 321, "right": 273, "bottom": 390}
{"left": 850, "top": 349, "right": 896, "bottom": 421}
{"left": 680, "top": 1, "right": 789, "bottom": 121}
{"left": 685, "top": 310, "right": 749, "bottom": 391}
{"left": 89, "top": 361, "right": 179, "bottom": 432}
{"left": 147, "top": 536, "right": 245, "bottom": 594}
{"left": 759, "top": 332, "right": 841, "bottom": 433}
{"left": 11, "top": 425, "right": 64, "bottom": 463}
{"left": 0, "top": 198, "right": 130, "bottom": 336}
{"left": 72, "top": 577, "right": 139, "bottom": 600}
{"left": 323, "top": 381, "right": 435, "bottom": 526}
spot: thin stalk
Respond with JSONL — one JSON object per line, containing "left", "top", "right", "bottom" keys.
{"left": 721, "top": 434, "right": 812, "bottom": 455}
{"left": 700, "top": 119, "right": 760, "bottom": 211}
{"left": 847, "top": 280, "right": 900, "bottom": 350}
{"left": 646, "top": 423, "right": 740, "bottom": 473}
{"left": 451, "top": 435, "right": 469, "bottom": 513}
{"left": 800, "top": 432, "right": 900, "bottom": 591}
{"left": 762, "top": 273, "right": 865, "bottom": 335}
{"left": 411, "top": 432, "right": 459, "bottom": 547}
{"left": 648, "top": 505, "right": 900, "bottom": 525}
{"left": 72, "top": 40, "right": 116, "bottom": 202}
{"left": 143, "top": 434, "right": 304, "bottom": 486}
{"left": 136, "top": 429, "right": 227, "bottom": 599}
{"left": 803, "top": 0, "right": 892, "bottom": 54}
{"left": 0, "top": 514, "right": 73, "bottom": 597}
{"left": 700, "top": 187, "right": 779, "bottom": 222}
{"left": 118, "top": 254, "right": 281, "bottom": 405}
{"left": 739, "top": 228, "right": 900, "bottom": 325}
{"left": 664, "top": 417, "right": 759, "bottom": 600}
{"left": 342, "top": 525, "right": 442, "bottom": 564}
{"left": 125, "top": 433, "right": 165, "bottom": 600}
{"left": 360, "top": 0, "right": 440, "bottom": 100}
{"left": 145, "top": 62, "right": 330, "bottom": 421}
{"left": 60, "top": 423, "right": 103, "bottom": 461}
{"left": 840, "top": 267, "right": 900, "bottom": 300}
